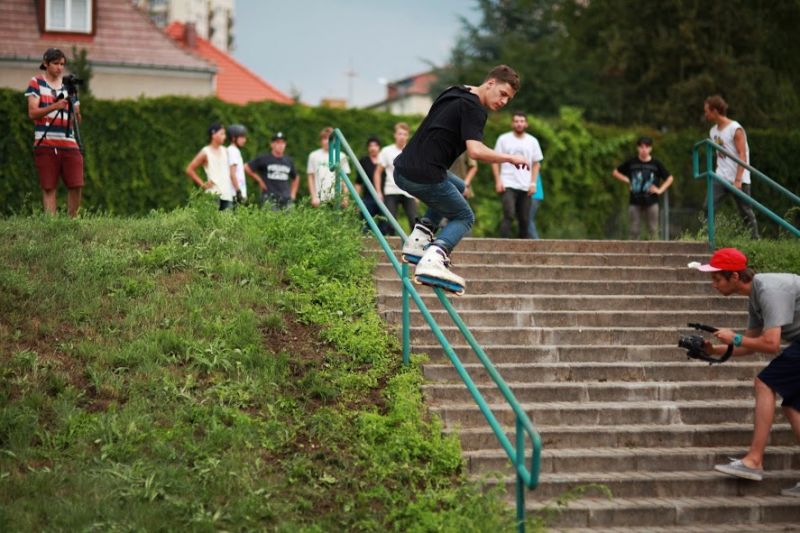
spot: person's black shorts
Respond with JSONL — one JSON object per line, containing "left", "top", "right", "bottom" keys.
{"left": 758, "top": 341, "right": 800, "bottom": 410}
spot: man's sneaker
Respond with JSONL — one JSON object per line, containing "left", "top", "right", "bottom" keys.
{"left": 714, "top": 459, "right": 763, "bottom": 481}
{"left": 781, "top": 482, "right": 800, "bottom": 497}
{"left": 414, "top": 245, "right": 465, "bottom": 292}
{"left": 402, "top": 223, "right": 435, "bottom": 264}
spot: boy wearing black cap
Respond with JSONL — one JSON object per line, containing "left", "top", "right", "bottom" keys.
{"left": 25, "top": 48, "right": 84, "bottom": 217}
{"left": 245, "top": 132, "right": 298, "bottom": 209}
{"left": 691, "top": 248, "right": 800, "bottom": 496}
{"left": 612, "top": 136, "right": 674, "bottom": 240}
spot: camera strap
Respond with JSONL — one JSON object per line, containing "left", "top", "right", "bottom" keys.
{"left": 686, "top": 322, "right": 734, "bottom": 365}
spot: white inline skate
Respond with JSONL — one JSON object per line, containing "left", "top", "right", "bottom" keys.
{"left": 401, "top": 223, "right": 435, "bottom": 264}
{"left": 413, "top": 244, "right": 465, "bottom": 295}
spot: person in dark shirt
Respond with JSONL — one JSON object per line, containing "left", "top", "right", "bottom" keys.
{"left": 394, "top": 65, "right": 530, "bottom": 293}
{"left": 612, "top": 136, "right": 674, "bottom": 240}
{"left": 357, "top": 136, "right": 385, "bottom": 233}
{"left": 245, "top": 131, "right": 299, "bottom": 209}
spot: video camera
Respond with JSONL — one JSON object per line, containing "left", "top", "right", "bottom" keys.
{"left": 62, "top": 74, "right": 83, "bottom": 96}
{"left": 678, "top": 323, "right": 733, "bottom": 365}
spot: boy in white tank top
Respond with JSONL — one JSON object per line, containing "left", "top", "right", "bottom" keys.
{"left": 186, "top": 124, "right": 238, "bottom": 211}
{"left": 703, "top": 95, "right": 759, "bottom": 239}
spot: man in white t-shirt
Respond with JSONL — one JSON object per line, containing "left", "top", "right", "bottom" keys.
{"left": 307, "top": 126, "right": 350, "bottom": 207}
{"left": 492, "top": 112, "right": 543, "bottom": 238}
{"left": 704, "top": 95, "right": 759, "bottom": 239}
{"left": 227, "top": 124, "right": 251, "bottom": 203}
{"left": 374, "top": 122, "right": 417, "bottom": 233}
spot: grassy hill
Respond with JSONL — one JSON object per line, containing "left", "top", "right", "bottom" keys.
{"left": 0, "top": 201, "right": 522, "bottom": 532}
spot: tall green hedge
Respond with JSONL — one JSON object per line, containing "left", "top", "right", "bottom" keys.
{"left": 2, "top": 88, "right": 796, "bottom": 238}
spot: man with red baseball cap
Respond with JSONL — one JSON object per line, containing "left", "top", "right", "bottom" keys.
{"left": 691, "top": 248, "right": 800, "bottom": 496}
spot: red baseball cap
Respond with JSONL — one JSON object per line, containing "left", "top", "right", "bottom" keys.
{"left": 696, "top": 248, "right": 748, "bottom": 272}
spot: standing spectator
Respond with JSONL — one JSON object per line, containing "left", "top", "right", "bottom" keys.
{"left": 394, "top": 65, "right": 529, "bottom": 293}
{"left": 528, "top": 171, "right": 544, "bottom": 239}
{"left": 612, "top": 136, "right": 674, "bottom": 240}
{"left": 25, "top": 48, "right": 84, "bottom": 217}
{"left": 186, "top": 124, "right": 238, "bottom": 211}
{"left": 307, "top": 127, "right": 350, "bottom": 207}
{"left": 375, "top": 123, "right": 417, "bottom": 234}
{"left": 357, "top": 136, "right": 384, "bottom": 231}
{"left": 704, "top": 95, "right": 760, "bottom": 239}
{"left": 244, "top": 132, "right": 297, "bottom": 210}
{"left": 449, "top": 153, "right": 478, "bottom": 199}
{"left": 492, "top": 112, "right": 543, "bottom": 239}
{"left": 226, "top": 124, "right": 251, "bottom": 204}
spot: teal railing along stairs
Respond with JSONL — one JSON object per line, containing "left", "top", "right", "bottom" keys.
{"left": 327, "top": 129, "right": 542, "bottom": 532}
{"left": 693, "top": 139, "right": 800, "bottom": 249}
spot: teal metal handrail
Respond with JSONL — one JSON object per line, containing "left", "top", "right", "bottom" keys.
{"left": 328, "top": 129, "right": 541, "bottom": 532}
{"left": 692, "top": 139, "right": 800, "bottom": 249}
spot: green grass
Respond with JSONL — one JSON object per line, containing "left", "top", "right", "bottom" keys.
{"left": 0, "top": 200, "right": 536, "bottom": 531}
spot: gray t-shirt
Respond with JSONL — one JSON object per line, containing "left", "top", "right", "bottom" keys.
{"left": 747, "top": 273, "right": 800, "bottom": 342}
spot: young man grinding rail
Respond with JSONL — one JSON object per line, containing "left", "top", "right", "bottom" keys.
{"left": 394, "top": 65, "right": 530, "bottom": 294}
{"left": 691, "top": 248, "right": 800, "bottom": 496}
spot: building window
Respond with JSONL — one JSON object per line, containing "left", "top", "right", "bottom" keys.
{"left": 46, "top": 0, "right": 92, "bottom": 33}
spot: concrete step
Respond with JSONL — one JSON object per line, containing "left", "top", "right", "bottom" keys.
{"left": 422, "top": 361, "right": 765, "bottom": 384}
{"left": 522, "top": 495, "right": 799, "bottom": 528}
{"left": 431, "top": 399, "right": 781, "bottom": 428}
{"left": 465, "top": 446, "right": 800, "bottom": 475}
{"left": 488, "top": 469, "right": 800, "bottom": 499}
{"left": 385, "top": 309, "right": 747, "bottom": 328}
{"left": 370, "top": 236, "right": 710, "bottom": 254}
{"left": 378, "top": 293, "right": 746, "bottom": 312}
{"left": 414, "top": 344, "right": 774, "bottom": 364}
{"left": 373, "top": 250, "right": 707, "bottom": 267}
{"left": 453, "top": 423, "right": 799, "bottom": 451}
{"left": 375, "top": 278, "right": 717, "bottom": 296}
{"left": 423, "top": 381, "right": 756, "bottom": 404}
{"left": 376, "top": 263, "right": 696, "bottom": 281}
{"left": 409, "top": 325, "right": 747, "bottom": 346}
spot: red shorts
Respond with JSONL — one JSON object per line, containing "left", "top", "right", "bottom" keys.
{"left": 34, "top": 147, "right": 84, "bottom": 189}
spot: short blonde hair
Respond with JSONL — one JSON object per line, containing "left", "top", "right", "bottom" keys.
{"left": 394, "top": 122, "right": 410, "bottom": 132}
{"left": 320, "top": 126, "right": 334, "bottom": 139}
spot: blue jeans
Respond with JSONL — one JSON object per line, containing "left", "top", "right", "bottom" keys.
{"left": 395, "top": 171, "right": 474, "bottom": 253}
{"left": 528, "top": 198, "right": 541, "bottom": 239}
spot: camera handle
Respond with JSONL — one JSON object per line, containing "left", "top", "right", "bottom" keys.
{"left": 686, "top": 322, "right": 734, "bottom": 365}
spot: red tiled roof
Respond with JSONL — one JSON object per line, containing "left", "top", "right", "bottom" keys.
{"left": 0, "top": 0, "right": 213, "bottom": 72}
{"left": 387, "top": 71, "right": 437, "bottom": 99}
{"left": 165, "top": 22, "right": 292, "bottom": 105}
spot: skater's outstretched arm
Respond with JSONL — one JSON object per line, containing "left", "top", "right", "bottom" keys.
{"left": 466, "top": 140, "right": 529, "bottom": 169}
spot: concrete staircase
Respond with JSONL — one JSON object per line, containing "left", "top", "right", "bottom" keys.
{"left": 373, "top": 238, "right": 800, "bottom": 531}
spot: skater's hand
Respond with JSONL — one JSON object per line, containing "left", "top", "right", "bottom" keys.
{"left": 508, "top": 154, "right": 530, "bottom": 170}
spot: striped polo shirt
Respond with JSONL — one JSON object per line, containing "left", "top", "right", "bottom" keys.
{"left": 24, "top": 76, "right": 80, "bottom": 149}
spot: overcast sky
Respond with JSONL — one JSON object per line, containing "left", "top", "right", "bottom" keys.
{"left": 233, "top": 0, "right": 481, "bottom": 107}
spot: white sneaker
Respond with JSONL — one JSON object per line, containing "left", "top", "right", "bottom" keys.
{"left": 401, "top": 223, "right": 434, "bottom": 264}
{"left": 781, "top": 481, "right": 800, "bottom": 497}
{"left": 414, "top": 245, "right": 465, "bottom": 290}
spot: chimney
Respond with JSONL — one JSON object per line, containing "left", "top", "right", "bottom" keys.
{"left": 184, "top": 23, "right": 197, "bottom": 49}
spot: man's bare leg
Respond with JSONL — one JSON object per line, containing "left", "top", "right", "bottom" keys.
{"left": 42, "top": 188, "right": 57, "bottom": 215}
{"left": 741, "top": 377, "right": 777, "bottom": 469}
{"left": 67, "top": 187, "right": 82, "bottom": 218}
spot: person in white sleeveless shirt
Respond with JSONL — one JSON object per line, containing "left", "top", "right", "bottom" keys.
{"left": 186, "top": 123, "right": 238, "bottom": 211}
{"left": 703, "top": 95, "right": 759, "bottom": 239}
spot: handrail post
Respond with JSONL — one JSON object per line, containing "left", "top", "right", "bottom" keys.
{"left": 334, "top": 137, "right": 342, "bottom": 209}
{"left": 516, "top": 416, "right": 526, "bottom": 533}
{"left": 662, "top": 190, "right": 670, "bottom": 241}
{"left": 705, "top": 144, "right": 716, "bottom": 250}
{"left": 401, "top": 262, "right": 411, "bottom": 366}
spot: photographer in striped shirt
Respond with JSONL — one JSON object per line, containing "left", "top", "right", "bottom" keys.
{"left": 25, "top": 48, "right": 84, "bottom": 217}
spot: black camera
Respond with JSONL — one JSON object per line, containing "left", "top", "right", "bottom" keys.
{"left": 678, "top": 334, "right": 707, "bottom": 358}
{"left": 678, "top": 322, "right": 733, "bottom": 365}
{"left": 62, "top": 74, "right": 83, "bottom": 95}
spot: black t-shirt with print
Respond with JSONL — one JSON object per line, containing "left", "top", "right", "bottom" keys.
{"left": 394, "top": 85, "right": 487, "bottom": 184}
{"left": 357, "top": 155, "right": 385, "bottom": 193}
{"left": 248, "top": 153, "right": 297, "bottom": 202}
{"left": 616, "top": 156, "right": 670, "bottom": 206}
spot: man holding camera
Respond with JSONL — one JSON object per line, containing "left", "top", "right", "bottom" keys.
{"left": 694, "top": 248, "right": 800, "bottom": 497}
{"left": 25, "top": 48, "right": 83, "bottom": 217}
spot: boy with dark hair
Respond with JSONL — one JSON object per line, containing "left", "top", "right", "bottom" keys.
{"left": 612, "top": 136, "right": 674, "bottom": 240}
{"left": 394, "top": 65, "right": 529, "bottom": 294}
{"left": 26, "top": 48, "right": 84, "bottom": 217}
